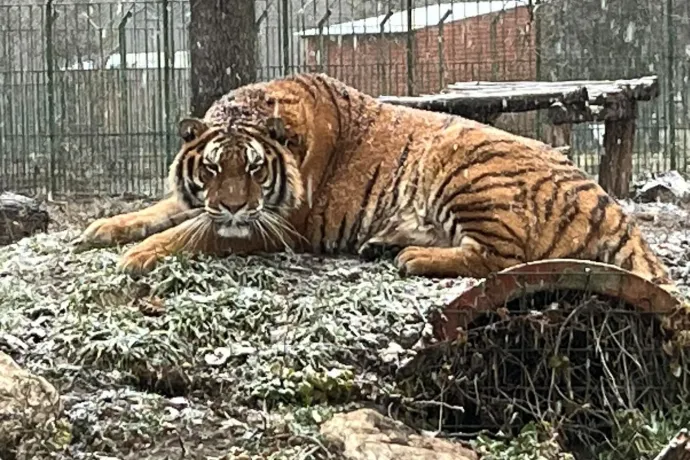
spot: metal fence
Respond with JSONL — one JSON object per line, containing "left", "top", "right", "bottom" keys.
{"left": 0, "top": 0, "right": 688, "bottom": 198}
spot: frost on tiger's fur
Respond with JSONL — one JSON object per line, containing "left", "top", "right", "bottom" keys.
{"left": 75, "top": 73, "right": 675, "bottom": 292}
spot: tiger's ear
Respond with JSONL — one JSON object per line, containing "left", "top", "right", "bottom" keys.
{"left": 266, "top": 116, "right": 286, "bottom": 143}
{"left": 178, "top": 118, "right": 208, "bottom": 142}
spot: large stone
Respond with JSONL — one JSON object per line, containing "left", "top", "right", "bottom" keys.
{"left": 0, "top": 351, "right": 63, "bottom": 451}
{"left": 320, "top": 408, "right": 479, "bottom": 460}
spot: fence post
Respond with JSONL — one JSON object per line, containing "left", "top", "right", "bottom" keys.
{"left": 162, "top": 0, "right": 172, "bottom": 167}
{"left": 316, "top": 9, "right": 331, "bottom": 73}
{"left": 45, "top": 0, "right": 55, "bottom": 199}
{"left": 533, "top": 0, "right": 543, "bottom": 141}
{"left": 378, "top": 10, "right": 393, "bottom": 95}
{"left": 437, "top": 9, "right": 452, "bottom": 90}
{"left": 666, "top": 0, "right": 676, "bottom": 170}
{"left": 405, "top": 0, "right": 414, "bottom": 96}
{"left": 118, "top": 11, "right": 131, "bottom": 134}
{"left": 281, "top": 0, "right": 290, "bottom": 75}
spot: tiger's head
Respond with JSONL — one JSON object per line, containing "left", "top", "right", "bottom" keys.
{"left": 169, "top": 115, "right": 305, "bottom": 241}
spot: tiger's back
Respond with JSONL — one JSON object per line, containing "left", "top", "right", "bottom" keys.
{"left": 285, "top": 75, "right": 671, "bottom": 286}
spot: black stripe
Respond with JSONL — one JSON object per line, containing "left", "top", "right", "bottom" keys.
{"left": 348, "top": 163, "right": 382, "bottom": 251}
{"left": 430, "top": 139, "right": 523, "bottom": 206}
{"left": 317, "top": 191, "right": 331, "bottom": 254}
{"left": 463, "top": 231, "right": 525, "bottom": 261}
{"left": 539, "top": 182, "right": 599, "bottom": 258}
{"left": 453, "top": 216, "right": 524, "bottom": 245}
{"left": 336, "top": 215, "right": 348, "bottom": 253}
{"left": 275, "top": 148, "right": 288, "bottom": 206}
{"left": 291, "top": 74, "right": 318, "bottom": 99}
{"left": 435, "top": 167, "right": 541, "bottom": 221}
{"left": 568, "top": 194, "right": 611, "bottom": 258}
{"left": 266, "top": 155, "right": 280, "bottom": 196}
{"left": 450, "top": 219, "right": 521, "bottom": 248}
{"left": 365, "top": 173, "right": 392, "bottom": 240}
{"left": 403, "top": 159, "right": 421, "bottom": 208}
{"left": 314, "top": 74, "right": 342, "bottom": 140}
{"left": 607, "top": 218, "right": 632, "bottom": 262}
{"left": 389, "top": 133, "right": 413, "bottom": 210}
{"left": 340, "top": 85, "right": 352, "bottom": 131}
{"left": 542, "top": 174, "right": 590, "bottom": 224}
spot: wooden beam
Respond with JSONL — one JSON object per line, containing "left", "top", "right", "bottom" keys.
{"left": 445, "top": 75, "right": 659, "bottom": 103}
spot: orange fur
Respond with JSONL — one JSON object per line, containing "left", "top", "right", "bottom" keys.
{"left": 75, "top": 73, "right": 674, "bottom": 287}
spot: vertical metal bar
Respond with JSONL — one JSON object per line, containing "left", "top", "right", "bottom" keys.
{"left": 667, "top": 0, "right": 676, "bottom": 170}
{"left": 533, "top": 0, "right": 543, "bottom": 140}
{"left": 45, "top": 0, "right": 55, "bottom": 199}
{"left": 162, "top": 0, "right": 172, "bottom": 171}
{"left": 281, "top": 0, "right": 290, "bottom": 75}
{"left": 406, "top": 0, "right": 414, "bottom": 96}
{"left": 118, "top": 12, "right": 131, "bottom": 130}
{"left": 118, "top": 11, "right": 131, "bottom": 193}
{"left": 437, "top": 9, "right": 451, "bottom": 91}
{"left": 378, "top": 10, "right": 393, "bottom": 95}
{"left": 490, "top": 17, "right": 498, "bottom": 80}
{"left": 255, "top": 8, "right": 268, "bottom": 79}
{"left": 317, "top": 10, "right": 331, "bottom": 73}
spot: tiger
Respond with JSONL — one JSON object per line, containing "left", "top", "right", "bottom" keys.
{"left": 73, "top": 72, "right": 676, "bottom": 292}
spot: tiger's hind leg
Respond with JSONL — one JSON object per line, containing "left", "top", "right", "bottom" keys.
{"left": 394, "top": 240, "right": 517, "bottom": 279}
{"left": 73, "top": 195, "right": 193, "bottom": 250}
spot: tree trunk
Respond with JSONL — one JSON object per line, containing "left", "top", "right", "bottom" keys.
{"left": 0, "top": 192, "right": 50, "bottom": 246}
{"left": 189, "top": 0, "right": 257, "bottom": 118}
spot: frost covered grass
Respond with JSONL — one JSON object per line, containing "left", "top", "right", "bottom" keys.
{"left": 0, "top": 204, "right": 474, "bottom": 458}
{"left": 2, "top": 197, "right": 690, "bottom": 458}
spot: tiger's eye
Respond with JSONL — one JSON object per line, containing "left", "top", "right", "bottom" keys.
{"left": 249, "top": 163, "right": 267, "bottom": 182}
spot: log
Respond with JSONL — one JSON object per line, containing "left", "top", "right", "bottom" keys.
{"left": 0, "top": 192, "right": 50, "bottom": 246}
{"left": 653, "top": 429, "right": 690, "bottom": 460}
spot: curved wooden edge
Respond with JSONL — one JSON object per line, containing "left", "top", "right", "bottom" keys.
{"left": 431, "top": 259, "right": 690, "bottom": 343}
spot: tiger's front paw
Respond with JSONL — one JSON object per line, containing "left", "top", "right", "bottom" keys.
{"left": 118, "top": 242, "right": 168, "bottom": 275}
{"left": 72, "top": 216, "right": 139, "bottom": 251}
{"left": 394, "top": 246, "right": 438, "bottom": 277}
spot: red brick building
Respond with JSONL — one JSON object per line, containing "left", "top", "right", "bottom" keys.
{"left": 297, "top": 1, "right": 536, "bottom": 96}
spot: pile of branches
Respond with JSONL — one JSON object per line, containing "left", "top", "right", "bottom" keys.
{"left": 394, "top": 289, "right": 690, "bottom": 457}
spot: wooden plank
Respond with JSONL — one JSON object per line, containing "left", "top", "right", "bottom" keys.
{"left": 445, "top": 75, "right": 659, "bottom": 103}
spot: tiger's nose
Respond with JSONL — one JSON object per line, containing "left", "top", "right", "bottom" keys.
{"left": 220, "top": 201, "right": 247, "bottom": 214}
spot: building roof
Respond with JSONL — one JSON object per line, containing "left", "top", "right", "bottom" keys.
{"left": 297, "top": 1, "right": 528, "bottom": 37}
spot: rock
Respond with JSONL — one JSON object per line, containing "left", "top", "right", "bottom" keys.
{"left": 0, "top": 192, "right": 50, "bottom": 246}
{"left": 635, "top": 171, "right": 690, "bottom": 203}
{"left": 0, "top": 351, "right": 63, "bottom": 452}
{"left": 319, "top": 408, "right": 479, "bottom": 460}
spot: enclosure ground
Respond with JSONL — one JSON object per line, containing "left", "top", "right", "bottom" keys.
{"left": 1, "top": 197, "right": 690, "bottom": 459}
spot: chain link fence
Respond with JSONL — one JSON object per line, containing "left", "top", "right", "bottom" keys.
{"left": 0, "top": 0, "right": 688, "bottom": 198}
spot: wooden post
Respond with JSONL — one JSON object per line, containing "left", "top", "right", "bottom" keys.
{"left": 597, "top": 99, "right": 636, "bottom": 198}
